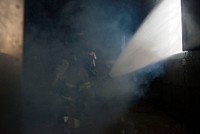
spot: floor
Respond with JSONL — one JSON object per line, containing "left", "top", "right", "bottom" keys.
{"left": 106, "top": 101, "right": 195, "bottom": 134}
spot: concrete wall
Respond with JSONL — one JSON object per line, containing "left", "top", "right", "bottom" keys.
{"left": 0, "top": 0, "right": 23, "bottom": 133}
{"left": 0, "top": 0, "right": 23, "bottom": 57}
{"left": 149, "top": 51, "right": 200, "bottom": 131}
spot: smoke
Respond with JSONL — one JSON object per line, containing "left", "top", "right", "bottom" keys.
{"left": 22, "top": 0, "right": 149, "bottom": 133}
{"left": 80, "top": 59, "right": 166, "bottom": 134}
{"left": 54, "top": 0, "right": 144, "bottom": 60}
{"left": 20, "top": 0, "right": 200, "bottom": 133}
{"left": 103, "top": 0, "right": 183, "bottom": 130}
{"left": 110, "top": 0, "right": 182, "bottom": 77}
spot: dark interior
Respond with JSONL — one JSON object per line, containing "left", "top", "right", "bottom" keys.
{"left": 1, "top": 0, "right": 200, "bottom": 133}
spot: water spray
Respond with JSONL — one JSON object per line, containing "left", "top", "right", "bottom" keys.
{"left": 110, "top": 0, "right": 182, "bottom": 77}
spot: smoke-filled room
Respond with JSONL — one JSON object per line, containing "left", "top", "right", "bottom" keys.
{"left": 1, "top": 0, "right": 200, "bottom": 133}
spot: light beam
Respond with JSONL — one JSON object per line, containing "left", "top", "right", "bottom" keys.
{"left": 110, "top": 0, "right": 182, "bottom": 77}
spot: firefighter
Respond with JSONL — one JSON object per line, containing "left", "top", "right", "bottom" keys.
{"left": 54, "top": 49, "right": 96, "bottom": 133}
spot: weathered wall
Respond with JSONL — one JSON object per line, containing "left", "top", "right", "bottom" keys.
{"left": 0, "top": 0, "right": 23, "bottom": 133}
{"left": 0, "top": 0, "right": 23, "bottom": 57}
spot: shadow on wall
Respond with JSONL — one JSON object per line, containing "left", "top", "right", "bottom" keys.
{"left": 149, "top": 51, "right": 200, "bottom": 132}
{"left": 0, "top": 53, "right": 21, "bottom": 134}
{"left": 182, "top": 0, "right": 200, "bottom": 50}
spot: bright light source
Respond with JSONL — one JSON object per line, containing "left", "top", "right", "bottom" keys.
{"left": 110, "top": 0, "right": 182, "bottom": 77}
